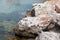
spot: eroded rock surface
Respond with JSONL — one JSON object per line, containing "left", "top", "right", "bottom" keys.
{"left": 8, "top": 0, "right": 60, "bottom": 40}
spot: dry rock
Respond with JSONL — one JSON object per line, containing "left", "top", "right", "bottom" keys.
{"left": 35, "top": 32, "right": 60, "bottom": 40}
{"left": 55, "top": 1, "right": 60, "bottom": 13}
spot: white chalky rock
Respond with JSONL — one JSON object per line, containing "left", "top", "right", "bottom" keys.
{"left": 18, "top": 0, "right": 60, "bottom": 40}
{"left": 36, "top": 32, "right": 60, "bottom": 40}
{"left": 55, "top": 1, "right": 60, "bottom": 9}
{"left": 18, "top": 14, "right": 53, "bottom": 30}
{"left": 53, "top": 14, "right": 60, "bottom": 25}
{"left": 32, "top": 1, "right": 56, "bottom": 16}
{"left": 44, "top": 1, "right": 56, "bottom": 14}
{"left": 55, "top": 1, "right": 60, "bottom": 13}
{"left": 33, "top": 3, "right": 47, "bottom": 16}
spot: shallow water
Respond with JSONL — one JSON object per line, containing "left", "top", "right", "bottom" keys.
{"left": 0, "top": 0, "right": 45, "bottom": 40}
{"left": 0, "top": 35, "right": 7, "bottom": 40}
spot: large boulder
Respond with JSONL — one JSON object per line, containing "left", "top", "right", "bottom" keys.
{"left": 10, "top": 0, "right": 60, "bottom": 40}
{"left": 18, "top": 14, "right": 53, "bottom": 31}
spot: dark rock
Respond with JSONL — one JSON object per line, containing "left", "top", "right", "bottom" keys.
{"left": 25, "top": 9, "right": 35, "bottom": 17}
{"left": 13, "top": 28, "right": 38, "bottom": 38}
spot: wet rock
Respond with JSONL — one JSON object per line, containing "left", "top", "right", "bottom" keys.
{"left": 7, "top": 28, "right": 37, "bottom": 40}
{"left": 13, "top": 28, "right": 38, "bottom": 38}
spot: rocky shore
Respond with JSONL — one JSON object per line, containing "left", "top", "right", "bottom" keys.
{"left": 8, "top": 0, "right": 60, "bottom": 40}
